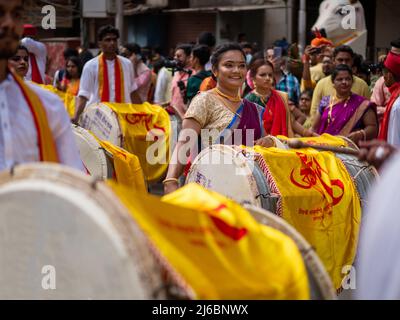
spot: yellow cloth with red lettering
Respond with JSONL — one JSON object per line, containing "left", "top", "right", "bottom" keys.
{"left": 39, "top": 84, "right": 76, "bottom": 118}
{"left": 104, "top": 102, "right": 170, "bottom": 183}
{"left": 14, "top": 75, "right": 59, "bottom": 162}
{"left": 278, "top": 133, "right": 350, "bottom": 148}
{"left": 97, "top": 140, "right": 146, "bottom": 193}
{"left": 109, "top": 182, "right": 310, "bottom": 300}
{"left": 249, "top": 144, "right": 361, "bottom": 290}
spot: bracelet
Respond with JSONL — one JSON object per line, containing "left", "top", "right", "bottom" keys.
{"left": 360, "top": 129, "right": 366, "bottom": 141}
{"left": 162, "top": 178, "right": 179, "bottom": 185}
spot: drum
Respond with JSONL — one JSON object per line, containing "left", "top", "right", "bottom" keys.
{"left": 0, "top": 164, "right": 191, "bottom": 299}
{"left": 186, "top": 144, "right": 378, "bottom": 213}
{"left": 246, "top": 205, "right": 336, "bottom": 300}
{"left": 72, "top": 124, "right": 114, "bottom": 180}
{"left": 79, "top": 102, "right": 123, "bottom": 147}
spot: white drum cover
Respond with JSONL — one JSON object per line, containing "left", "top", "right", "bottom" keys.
{"left": 72, "top": 124, "right": 113, "bottom": 179}
{"left": 186, "top": 145, "right": 265, "bottom": 207}
{"left": 0, "top": 164, "right": 180, "bottom": 299}
{"left": 79, "top": 102, "right": 123, "bottom": 147}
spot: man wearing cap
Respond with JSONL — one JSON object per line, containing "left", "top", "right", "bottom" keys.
{"left": 378, "top": 50, "right": 400, "bottom": 147}
{"left": 21, "top": 24, "right": 46, "bottom": 84}
{"left": 0, "top": 0, "right": 83, "bottom": 171}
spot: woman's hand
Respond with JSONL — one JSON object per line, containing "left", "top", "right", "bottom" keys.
{"left": 163, "top": 180, "right": 180, "bottom": 195}
{"left": 347, "top": 131, "right": 363, "bottom": 144}
{"left": 254, "top": 136, "right": 276, "bottom": 148}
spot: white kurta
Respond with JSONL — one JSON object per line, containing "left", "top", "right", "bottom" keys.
{"left": 357, "top": 152, "right": 400, "bottom": 299}
{"left": 387, "top": 97, "right": 400, "bottom": 147}
{"left": 78, "top": 55, "right": 137, "bottom": 106}
{"left": 21, "top": 37, "right": 47, "bottom": 83}
{"left": 0, "top": 74, "right": 84, "bottom": 171}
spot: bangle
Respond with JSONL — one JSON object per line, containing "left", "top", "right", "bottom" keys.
{"left": 360, "top": 129, "right": 366, "bottom": 141}
{"left": 162, "top": 178, "right": 179, "bottom": 185}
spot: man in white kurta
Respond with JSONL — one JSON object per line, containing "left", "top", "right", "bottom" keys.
{"left": 0, "top": 0, "right": 83, "bottom": 171}
{"left": 73, "top": 25, "right": 138, "bottom": 123}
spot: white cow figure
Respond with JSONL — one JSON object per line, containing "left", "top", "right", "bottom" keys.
{"left": 312, "top": 0, "right": 367, "bottom": 57}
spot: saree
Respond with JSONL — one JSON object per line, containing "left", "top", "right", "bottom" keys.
{"left": 245, "top": 89, "right": 293, "bottom": 137}
{"left": 316, "top": 93, "right": 375, "bottom": 136}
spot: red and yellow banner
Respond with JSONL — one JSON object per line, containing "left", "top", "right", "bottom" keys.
{"left": 105, "top": 102, "right": 171, "bottom": 183}
{"left": 250, "top": 145, "right": 361, "bottom": 290}
{"left": 109, "top": 182, "right": 310, "bottom": 300}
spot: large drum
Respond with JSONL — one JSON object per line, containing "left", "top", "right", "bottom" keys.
{"left": 72, "top": 124, "right": 114, "bottom": 179}
{"left": 186, "top": 144, "right": 378, "bottom": 212}
{"left": 78, "top": 102, "right": 176, "bottom": 184}
{"left": 247, "top": 205, "right": 336, "bottom": 300}
{"left": 0, "top": 164, "right": 190, "bottom": 299}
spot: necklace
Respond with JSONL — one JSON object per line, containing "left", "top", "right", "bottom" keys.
{"left": 327, "top": 93, "right": 351, "bottom": 124}
{"left": 253, "top": 90, "right": 272, "bottom": 116}
{"left": 214, "top": 87, "right": 241, "bottom": 103}
{"left": 212, "top": 88, "right": 242, "bottom": 118}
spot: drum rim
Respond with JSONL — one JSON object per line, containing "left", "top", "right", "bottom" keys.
{"left": 186, "top": 144, "right": 263, "bottom": 207}
{"left": 245, "top": 204, "right": 337, "bottom": 300}
{"left": 79, "top": 102, "right": 124, "bottom": 147}
{"left": 72, "top": 124, "right": 110, "bottom": 179}
{"left": 0, "top": 163, "right": 194, "bottom": 299}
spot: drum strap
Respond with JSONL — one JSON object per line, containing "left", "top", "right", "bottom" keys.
{"left": 12, "top": 72, "right": 59, "bottom": 162}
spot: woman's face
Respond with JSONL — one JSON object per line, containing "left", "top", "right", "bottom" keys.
{"left": 253, "top": 64, "right": 274, "bottom": 91}
{"left": 214, "top": 50, "right": 246, "bottom": 90}
{"left": 299, "top": 93, "right": 312, "bottom": 113}
{"left": 66, "top": 60, "right": 78, "bottom": 78}
{"left": 333, "top": 70, "right": 353, "bottom": 96}
{"left": 9, "top": 49, "right": 29, "bottom": 78}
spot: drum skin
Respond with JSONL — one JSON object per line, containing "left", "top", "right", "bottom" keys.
{"left": 72, "top": 124, "right": 114, "bottom": 179}
{"left": 0, "top": 164, "right": 190, "bottom": 299}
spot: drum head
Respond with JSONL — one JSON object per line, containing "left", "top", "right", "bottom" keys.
{"left": 72, "top": 125, "right": 113, "bottom": 179}
{"left": 0, "top": 164, "right": 187, "bottom": 299}
{"left": 246, "top": 205, "right": 337, "bottom": 300}
{"left": 186, "top": 145, "right": 264, "bottom": 207}
{"left": 79, "top": 103, "right": 123, "bottom": 147}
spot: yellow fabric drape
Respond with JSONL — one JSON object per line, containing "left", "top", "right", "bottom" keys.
{"left": 104, "top": 102, "right": 171, "bottom": 183}
{"left": 97, "top": 140, "right": 146, "bottom": 193}
{"left": 109, "top": 182, "right": 310, "bottom": 300}
{"left": 248, "top": 143, "right": 361, "bottom": 290}
{"left": 39, "top": 84, "right": 76, "bottom": 118}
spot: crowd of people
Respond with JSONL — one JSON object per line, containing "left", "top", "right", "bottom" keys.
{"left": 4, "top": 0, "right": 400, "bottom": 299}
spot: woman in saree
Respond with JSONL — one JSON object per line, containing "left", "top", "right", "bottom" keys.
{"left": 164, "top": 43, "right": 275, "bottom": 194}
{"left": 57, "top": 56, "right": 82, "bottom": 96}
{"left": 313, "top": 64, "right": 378, "bottom": 144}
{"left": 245, "top": 59, "right": 314, "bottom": 137}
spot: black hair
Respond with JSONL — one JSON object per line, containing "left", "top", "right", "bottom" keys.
{"left": 63, "top": 48, "right": 79, "bottom": 60}
{"left": 124, "top": 43, "right": 141, "bottom": 55}
{"left": 301, "top": 89, "right": 313, "bottom": 99}
{"left": 390, "top": 38, "right": 400, "bottom": 49}
{"left": 333, "top": 45, "right": 355, "bottom": 59}
{"left": 198, "top": 32, "right": 216, "bottom": 48}
{"left": 249, "top": 58, "right": 274, "bottom": 78}
{"left": 210, "top": 42, "right": 246, "bottom": 71}
{"left": 16, "top": 45, "right": 29, "bottom": 56}
{"left": 175, "top": 44, "right": 193, "bottom": 57}
{"left": 65, "top": 55, "right": 82, "bottom": 79}
{"left": 241, "top": 42, "right": 253, "bottom": 50}
{"left": 331, "top": 64, "right": 353, "bottom": 82}
{"left": 191, "top": 44, "right": 210, "bottom": 66}
{"left": 97, "top": 25, "right": 120, "bottom": 41}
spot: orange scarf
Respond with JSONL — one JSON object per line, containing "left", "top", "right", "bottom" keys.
{"left": 379, "top": 82, "right": 400, "bottom": 141}
{"left": 12, "top": 72, "right": 59, "bottom": 162}
{"left": 98, "top": 53, "right": 125, "bottom": 102}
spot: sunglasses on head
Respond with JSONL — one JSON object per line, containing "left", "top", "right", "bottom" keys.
{"left": 10, "top": 56, "right": 29, "bottom": 62}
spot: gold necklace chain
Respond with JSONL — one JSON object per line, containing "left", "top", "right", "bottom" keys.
{"left": 214, "top": 87, "right": 241, "bottom": 103}
{"left": 328, "top": 94, "right": 351, "bottom": 124}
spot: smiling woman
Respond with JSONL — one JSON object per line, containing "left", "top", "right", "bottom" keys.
{"left": 313, "top": 64, "right": 378, "bottom": 144}
{"left": 163, "top": 43, "right": 278, "bottom": 195}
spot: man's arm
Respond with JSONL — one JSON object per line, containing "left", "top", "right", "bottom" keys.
{"left": 73, "top": 62, "right": 93, "bottom": 122}
{"left": 72, "top": 96, "right": 88, "bottom": 124}
{"left": 310, "top": 79, "right": 324, "bottom": 120}
{"left": 21, "top": 37, "right": 46, "bottom": 57}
